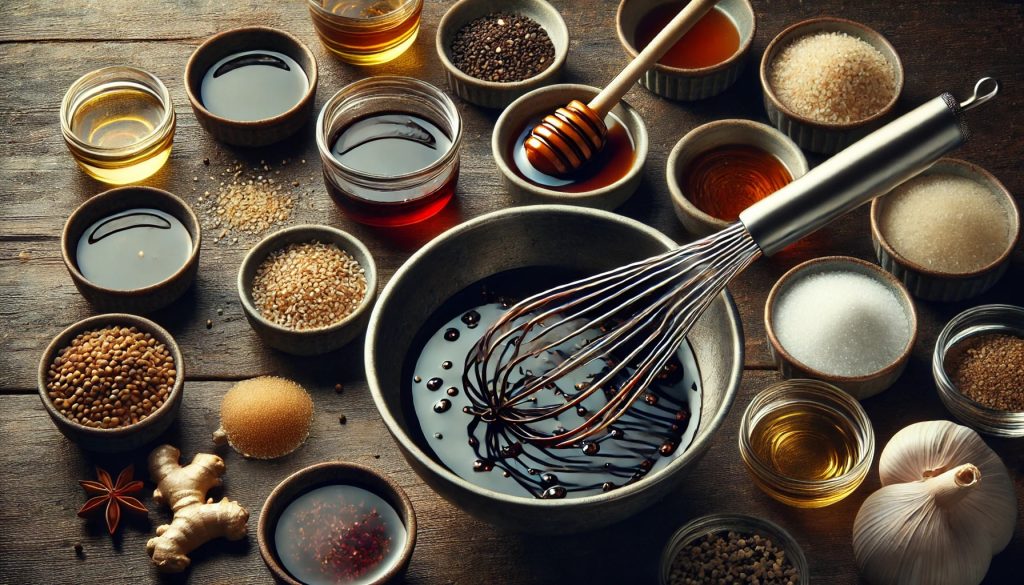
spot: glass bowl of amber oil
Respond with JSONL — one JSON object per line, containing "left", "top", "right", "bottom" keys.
{"left": 308, "top": 0, "right": 423, "bottom": 65}
{"left": 315, "top": 76, "right": 462, "bottom": 227}
{"left": 739, "top": 378, "right": 875, "bottom": 508}
{"left": 60, "top": 66, "right": 175, "bottom": 185}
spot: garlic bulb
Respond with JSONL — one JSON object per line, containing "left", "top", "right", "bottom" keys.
{"left": 853, "top": 420, "right": 1016, "bottom": 585}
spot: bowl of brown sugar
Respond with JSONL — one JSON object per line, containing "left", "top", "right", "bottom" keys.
{"left": 934, "top": 304, "right": 1024, "bottom": 437}
{"left": 238, "top": 225, "right": 377, "bottom": 356}
{"left": 37, "top": 313, "right": 184, "bottom": 453}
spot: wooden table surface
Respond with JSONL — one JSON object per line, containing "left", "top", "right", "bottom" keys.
{"left": 1, "top": 1, "right": 1022, "bottom": 583}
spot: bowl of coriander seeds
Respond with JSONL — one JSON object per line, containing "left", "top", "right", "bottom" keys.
{"left": 238, "top": 224, "right": 377, "bottom": 356}
{"left": 37, "top": 313, "right": 184, "bottom": 453}
{"left": 660, "top": 513, "right": 808, "bottom": 585}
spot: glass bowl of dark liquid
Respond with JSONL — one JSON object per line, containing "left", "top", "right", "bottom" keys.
{"left": 316, "top": 76, "right": 463, "bottom": 227}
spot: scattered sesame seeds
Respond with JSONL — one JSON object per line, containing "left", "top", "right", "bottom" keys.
{"left": 251, "top": 241, "right": 367, "bottom": 330}
{"left": 198, "top": 161, "right": 297, "bottom": 242}
{"left": 769, "top": 31, "right": 897, "bottom": 124}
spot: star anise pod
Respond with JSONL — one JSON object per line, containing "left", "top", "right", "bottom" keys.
{"left": 78, "top": 465, "right": 148, "bottom": 535}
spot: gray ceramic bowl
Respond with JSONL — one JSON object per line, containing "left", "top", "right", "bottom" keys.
{"left": 258, "top": 462, "right": 417, "bottom": 585}
{"left": 667, "top": 119, "right": 808, "bottom": 237}
{"left": 760, "top": 17, "right": 903, "bottom": 154}
{"left": 871, "top": 158, "right": 1020, "bottom": 302}
{"left": 617, "top": 0, "right": 755, "bottom": 101}
{"left": 365, "top": 205, "right": 744, "bottom": 533}
{"left": 238, "top": 225, "right": 377, "bottom": 356}
{"left": 493, "top": 84, "right": 649, "bottom": 210}
{"left": 765, "top": 256, "right": 918, "bottom": 399}
{"left": 37, "top": 313, "right": 184, "bottom": 453}
{"left": 436, "top": 0, "right": 569, "bottom": 109}
{"left": 61, "top": 186, "right": 201, "bottom": 314}
{"left": 185, "top": 26, "right": 319, "bottom": 147}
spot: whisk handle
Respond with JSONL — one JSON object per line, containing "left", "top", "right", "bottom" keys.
{"left": 739, "top": 78, "right": 999, "bottom": 256}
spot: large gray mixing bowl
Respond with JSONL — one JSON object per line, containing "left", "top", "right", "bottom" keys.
{"left": 365, "top": 205, "right": 743, "bottom": 533}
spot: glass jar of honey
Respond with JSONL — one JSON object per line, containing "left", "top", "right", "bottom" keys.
{"left": 60, "top": 66, "right": 176, "bottom": 185}
{"left": 315, "top": 76, "right": 462, "bottom": 227}
{"left": 307, "top": 0, "right": 423, "bottom": 65}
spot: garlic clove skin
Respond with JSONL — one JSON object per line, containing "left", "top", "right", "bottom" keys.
{"left": 853, "top": 421, "right": 1017, "bottom": 585}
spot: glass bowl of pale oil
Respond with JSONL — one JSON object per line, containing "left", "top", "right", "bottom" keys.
{"left": 739, "top": 378, "right": 874, "bottom": 508}
{"left": 60, "top": 66, "right": 176, "bottom": 185}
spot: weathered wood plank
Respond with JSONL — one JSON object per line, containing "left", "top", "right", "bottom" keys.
{"left": 3, "top": 371, "right": 1021, "bottom": 584}
{"left": 1, "top": 0, "right": 1021, "bottom": 387}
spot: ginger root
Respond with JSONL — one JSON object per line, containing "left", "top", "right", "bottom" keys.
{"left": 146, "top": 444, "right": 249, "bottom": 573}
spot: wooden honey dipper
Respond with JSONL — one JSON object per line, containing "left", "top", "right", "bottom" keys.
{"left": 525, "top": 0, "right": 718, "bottom": 176}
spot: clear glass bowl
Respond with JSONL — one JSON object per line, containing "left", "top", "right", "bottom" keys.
{"left": 315, "top": 76, "right": 462, "bottom": 227}
{"left": 660, "top": 513, "right": 809, "bottom": 585}
{"left": 60, "top": 66, "right": 175, "bottom": 185}
{"left": 933, "top": 304, "right": 1024, "bottom": 437}
{"left": 738, "top": 378, "right": 875, "bottom": 508}
{"left": 307, "top": 0, "right": 423, "bottom": 65}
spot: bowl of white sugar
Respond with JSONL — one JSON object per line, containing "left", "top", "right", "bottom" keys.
{"left": 765, "top": 256, "right": 917, "bottom": 399}
{"left": 760, "top": 17, "right": 903, "bottom": 154}
{"left": 870, "top": 158, "right": 1020, "bottom": 302}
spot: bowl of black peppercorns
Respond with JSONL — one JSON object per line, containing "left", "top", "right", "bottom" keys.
{"left": 660, "top": 513, "right": 809, "bottom": 585}
{"left": 436, "top": 0, "right": 569, "bottom": 109}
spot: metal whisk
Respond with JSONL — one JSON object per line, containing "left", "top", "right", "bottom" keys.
{"left": 464, "top": 78, "right": 1000, "bottom": 448}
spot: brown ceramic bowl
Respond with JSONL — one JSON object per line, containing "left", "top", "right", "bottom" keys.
{"left": 238, "top": 225, "right": 378, "bottom": 356}
{"left": 185, "top": 26, "right": 318, "bottom": 147}
{"left": 37, "top": 313, "right": 185, "bottom": 453}
{"left": 61, "top": 186, "right": 201, "bottom": 314}
{"left": 760, "top": 17, "right": 904, "bottom": 154}
{"left": 765, "top": 256, "right": 918, "bottom": 399}
{"left": 871, "top": 158, "right": 1021, "bottom": 302}
{"left": 435, "top": 0, "right": 570, "bottom": 108}
{"left": 258, "top": 462, "right": 417, "bottom": 585}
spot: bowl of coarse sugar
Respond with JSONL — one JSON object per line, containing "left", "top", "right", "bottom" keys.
{"left": 760, "top": 17, "right": 903, "bottom": 154}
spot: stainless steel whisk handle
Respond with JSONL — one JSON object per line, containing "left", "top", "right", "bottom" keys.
{"left": 739, "top": 77, "right": 1000, "bottom": 256}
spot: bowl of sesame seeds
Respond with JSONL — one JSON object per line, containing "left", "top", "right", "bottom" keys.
{"left": 760, "top": 17, "right": 903, "bottom": 154}
{"left": 436, "top": 0, "right": 569, "bottom": 109}
{"left": 238, "top": 224, "right": 377, "bottom": 356}
{"left": 37, "top": 313, "right": 185, "bottom": 453}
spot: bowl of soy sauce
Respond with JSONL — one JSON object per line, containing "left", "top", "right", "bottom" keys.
{"left": 185, "top": 26, "right": 319, "bottom": 146}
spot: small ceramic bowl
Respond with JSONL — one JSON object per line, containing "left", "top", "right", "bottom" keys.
{"left": 185, "top": 26, "right": 318, "bottom": 147}
{"left": 493, "top": 83, "right": 649, "bottom": 210}
{"left": 238, "top": 225, "right": 377, "bottom": 356}
{"left": 667, "top": 119, "right": 807, "bottom": 237}
{"left": 616, "top": 0, "right": 755, "bottom": 101}
{"left": 933, "top": 304, "right": 1024, "bottom": 437}
{"left": 760, "top": 17, "right": 904, "bottom": 154}
{"left": 871, "top": 158, "right": 1020, "bottom": 302}
{"left": 61, "top": 186, "right": 201, "bottom": 314}
{"left": 436, "top": 0, "right": 569, "bottom": 109}
{"left": 739, "top": 378, "right": 874, "bottom": 508}
{"left": 660, "top": 513, "right": 810, "bottom": 584}
{"left": 765, "top": 256, "right": 918, "bottom": 399}
{"left": 258, "top": 462, "right": 417, "bottom": 585}
{"left": 37, "top": 313, "right": 185, "bottom": 453}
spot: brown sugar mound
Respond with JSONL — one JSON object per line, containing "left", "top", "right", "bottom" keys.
{"left": 214, "top": 376, "right": 314, "bottom": 459}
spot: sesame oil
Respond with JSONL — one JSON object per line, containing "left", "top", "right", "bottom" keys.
{"left": 635, "top": 4, "right": 740, "bottom": 69}
{"left": 748, "top": 400, "right": 862, "bottom": 505}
